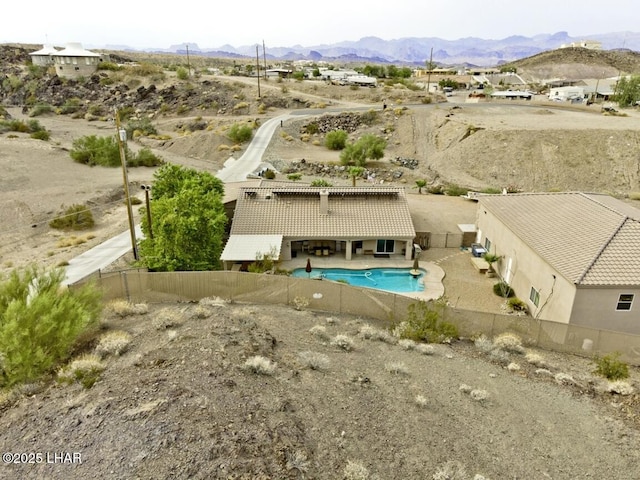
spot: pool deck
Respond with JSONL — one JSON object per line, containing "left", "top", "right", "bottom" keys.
{"left": 278, "top": 254, "right": 445, "bottom": 301}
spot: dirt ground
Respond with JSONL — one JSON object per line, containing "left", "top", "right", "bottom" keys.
{"left": 2, "top": 81, "right": 640, "bottom": 479}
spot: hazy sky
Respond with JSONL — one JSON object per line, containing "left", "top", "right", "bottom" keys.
{"left": 3, "top": 0, "right": 638, "bottom": 49}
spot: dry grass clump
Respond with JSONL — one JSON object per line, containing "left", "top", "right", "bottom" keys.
{"left": 433, "top": 461, "right": 467, "bottom": 480}
{"left": 385, "top": 361, "right": 409, "bottom": 375}
{"left": 606, "top": 380, "right": 635, "bottom": 395}
{"left": 416, "top": 343, "right": 436, "bottom": 355}
{"left": 525, "top": 351, "right": 548, "bottom": 368}
{"left": 191, "top": 305, "right": 211, "bottom": 319}
{"left": 199, "top": 296, "right": 228, "bottom": 307}
{"left": 95, "top": 330, "right": 132, "bottom": 357}
{"left": 309, "top": 324, "right": 329, "bottom": 340}
{"left": 106, "top": 299, "right": 149, "bottom": 317}
{"left": 493, "top": 332, "right": 525, "bottom": 354}
{"left": 398, "top": 339, "right": 417, "bottom": 350}
{"left": 459, "top": 383, "right": 473, "bottom": 393}
{"left": 554, "top": 372, "right": 577, "bottom": 385}
{"left": 243, "top": 355, "right": 277, "bottom": 375}
{"left": 507, "top": 362, "right": 521, "bottom": 372}
{"left": 152, "top": 307, "right": 184, "bottom": 330}
{"left": 298, "top": 351, "right": 329, "bottom": 371}
{"left": 414, "top": 394, "right": 428, "bottom": 408}
{"left": 292, "top": 296, "right": 310, "bottom": 311}
{"left": 286, "top": 450, "right": 310, "bottom": 473}
{"left": 343, "top": 460, "right": 370, "bottom": 480}
{"left": 473, "top": 334, "right": 494, "bottom": 353}
{"left": 357, "top": 324, "right": 396, "bottom": 344}
{"left": 57, "top": 354, "right": 105, "bottom": 389}
{"left": 331, "top": 334, "right": 355, "bottom": 351}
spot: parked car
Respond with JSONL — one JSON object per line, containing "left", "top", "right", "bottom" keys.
{"left": 471, "top": 243, "right": 487, "bottom": 257}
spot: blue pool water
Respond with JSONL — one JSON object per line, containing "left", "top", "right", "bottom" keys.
{"left": 291, "top": 267, "right": 425, "bottom": 293}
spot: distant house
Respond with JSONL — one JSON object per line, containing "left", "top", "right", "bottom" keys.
{"left": 51, "top": 43, "right": 102, "bottom": 79}
{"left": 548, "top": 86, "right": 585, "bottom": 102}
{"left": 476, "top": 192, "right": 640, "bottom": 335}
{"left": 490, "top": 90, "right": 533, "bottom": 100}
{"left": 221, "top": 186, "right": 416, "bottom": 269}
{"left": 29, "top": 44, "right": 59, "bottom": 66}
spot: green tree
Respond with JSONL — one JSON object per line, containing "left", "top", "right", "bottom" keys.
{"left": 70, "top": 135, "right": 122, "bottom": 167}
{"left": 339, "top": 134, "right": 387, "bottom": 167}
{"left": 292, "top": 71, "right": 305, "bottom": 81}
{"left": 325, "top": 129, "right": 348, "bottom": 150}
{"left": 348, "top": 166, "right": 365, "bottom": 186}
{"left": 614, "top": 75, "right": 640, "bottom": 107}
{"left": 415, "top": 179, "right": 427, "bottom": 194}
{"left": 0, "top": 266, "right": 102, "bottom": 386}
{"left": 138, "top": 164, "right": 226, "bottom": 271}
{"left": 227, "top": 123, "right": 254, "bottom": 143}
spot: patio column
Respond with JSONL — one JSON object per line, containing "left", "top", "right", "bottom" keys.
{"left": 345, "top": 240, "right": 352, "bottom": 260}
{"left": 405, "top": 240, "right": 412, "bottom": 260}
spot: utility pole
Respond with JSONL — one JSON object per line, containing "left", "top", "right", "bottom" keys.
{"left": 262, "top": 40, "right": 267, "bottom": 79}
{"left": 426, "top": 47, "right": 433, "bottom": 96}
{"left": 115, "top": 109, "right": 139, "bottom": 260}
{"left": 256, "top": 44, "right": 261, "bottom": 98}
{"left": 186, "top": 44, "right": 191, "bottom": 77}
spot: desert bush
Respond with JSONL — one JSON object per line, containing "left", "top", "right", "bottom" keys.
{"left": 525, "top": 352, "right": 548, "bottom": 368}
{"left": 128, "top": 147, "right": 164, "bottom": 167}
{"left": 593, "top": 352, "right": 629, "bottom": 380}
{"left": 309, "top": 324, "right": 329, "bottom": 340}
{"left": 344, "top": 460, "right": 370, "bottom": 480}
{"left": 57, "top": 354, "right": 105, "bottom": 389}
{"left": 298, "top": 351, "right": 329, "bottom": 370}
{"left": 415, "top": 394, "right": 428, "bottom": 408}
{"left": 30, "top": 129, "right": 50, "bottom": 140}
{"left": 628, "top": 192, "right": 640, "bottom": 201}
{"left": 493, "top": 332, "right": 525, "bottom": 354}
{"left": 97, "top": 61, "right": 121, "bottom": 71}
{"left": 606, "top": 380, "right": 634, "bottom": 395}
{"left": 489, "top": 348, "right": 511, "bottom": 365}
{"left": 325, "top": 129, "right": 348, "bottom": 150}
{"left": 287, "top": 173, "right": 302, "bottom": 181}
{"left": 29, "top": 102, "right": 54, "bottom": 117}
{"left": 474, "top": 334, "right": 494, "bottom": 353}
{"left": 385, "top": 361, "right": 409, "bottom": 375}
{"left": 152, "top": 308, "right": 184, "bottom": 330}
{"left": 199, "top": 296, "right": 228, "bottom": 308}
{"left": 243, "top": 355, "right": 276, "bottom": 375}
{"left": 416, "top": 343, "right": 435, "bottom": 355}
{"left": 126, "top": 62, "right": 164, "bottom": 77}
{"left": 292, "top": 296, "right": 309, "bottom": 311}
{"left": 507, "top": 362, "right": 521, "bottom": 372}
{"left": 286, "top": 450, "right": 310, "bottom": 473}
{"left": 493, "top": 281, "right": 514, "bottom": 298}
{"left": 304, "top": 122, "right": 320, "bottom": 134}
{"left": 507, "top": 297, "right": 527, "bottom": 312}
{"left": 49, "top": 204, "right": 95, "bottom": 230}
{"left": 176, "top": 66, "right": 189, "bottom": 80}
{"left": 358, "top": 324, "right": 396, "bottom": 344}
{"left": 263, "top": 168, "right": 276, "bottom": 179}
{"left": 398, "top": 339, "right": 417, "bottom": 350}
{"left": 433, "top": 461, "right": 467, "bottom": 480}
{"left": 95, "top": 331, "right": 132, "bottom": 357}
{"left": 331, "top": 334, "right": 355, "bottom": 351}
{"left": 126, "top": 117, "right": 158, "bottom": 138}
{"left": 59, "top": 97, "right": 83, "bottom": 115}
{"left": 227, "top": 123, "right": 253, "bottom": 143}
{"left": 393, "top": 300, "right": 458, "bottom": 343}
{"left": 0, "top": 267, "right": 102, "bottom": 386}
{"left": 554, "top": 372, "right": 577, "bottom": 385}
{"left": 106, "top": 300, "right": 148, "bottom": 317}
{"left": 444, "top": 184, "right": 468, "bottom": 197}
{"left": 310, "top": 179, "right": 333, "bottom": 187}
{"left": 70, "top": 135, "right": 122, "bottom": 167}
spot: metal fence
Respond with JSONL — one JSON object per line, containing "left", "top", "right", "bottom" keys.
{"left": 78, "top": 270, "right": 640, "bottom": 366}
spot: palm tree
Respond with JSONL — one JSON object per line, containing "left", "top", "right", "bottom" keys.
{"left": 348, "top": 166, "right": 365, "bottom": 187}
{"left": 482, "top": 253, "right": 501, "bottom": 277}
{"left": 415, "top": 179, "right": 427, "bottom": 194}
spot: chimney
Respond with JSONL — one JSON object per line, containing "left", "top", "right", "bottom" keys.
{"left": 319, "top": 189, "right": 329, "bottom": 215}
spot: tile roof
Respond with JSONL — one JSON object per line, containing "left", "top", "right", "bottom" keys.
{"left": 229, "top": 186, "right": 415, "bottom": 239}
{"left": 479, "top": 192, "right": 640, "bottom": 286}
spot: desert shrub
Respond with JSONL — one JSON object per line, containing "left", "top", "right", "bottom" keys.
{"left": 525, "top": 352, "right": 547, "bottom": 368}
{"left": 57, "top": 354, "right": 105, "bottom": 389}
{"left": 59, "top": 97, "right": 83, "bottom": 115}
{"left": 330, "top": 334, "right": 355, "bottom": 351}
{"left": 474, "top": 334, "right": 494, "bottom": 353}
{"left": 129, "top": 147, "right": 164, "bottom": 167}
{"left": 49, "top": 204, "right": 95, "bottom": 230}
{"left": 152, "top": 308, "right": 184, "bottom": 330}
{"left": 343, "top": 460, "right": 370, "bottom": 480}
{"left": 606, "top": 380, "right": 635, "bottom": 395}
{"left": 95, "top": 331, "right": 132, "bottom": 357}
{"left": 489, "top": 348, "right": 511, "bottom": 365}
{"left": 126, "top": 117, "right": 158, "bottom": 138}
{"left": 398, "top": 339, "right": 417, "bottom": 350}
{"left": 304, "top": 122, "right": 320, "bottom": 134}
{"left": 287, "top": 173, "right": 302, "bottom": 181}
{"left": 325, "top": 129, "right": 348, "bottom": 150}
{"left": 433, "top": 461, "right": 468, "bottom": 480}
{"left": 292, "top": 296, "right": 309, "bottom": 311}
{"left": 227, "top": 123, "right": 253, "bottom": 143}
{"left": 493, "top": 332, "right": 524, "bottom": 354}
{"left": 176, "top": 66, "right": 189, "bottom": 80}
{"left": 593, "top": 352, "right": 629, "bottom": 380}
{"left": 507, "top": 297, "right": 527, "bottom": 312}
{"left": 309, "top": 325, "right": 329, "bottom": 340}
{"left": 29, "top": 102, "right": 54, "bottom": 117}
{"left": 0, "top": 267, "right": 102, "bottom": 386}
{"left": 310, "top": 179, "right": 333, "bottom": 187}
{"left": 358, "top": 325, "right": 396, "bottom": 344}
{"left": 286, "top": 450, "right": 310, "bottom": 474}
{"left": 243, "top": 355, "right": 276, "bottom": 375}
{"left": 298, "top": 351, "right": 329, "bottom": 370}
{"left": 106, "top": 300, "right": 148, "bottom": 317}
{"left": 444, "top": 183, "right": 468, "bottom": 196}
{"left": 70, "top": 135, "right": 122, "bottom": 167}
{"left": 126, "top": 62, "right": 164, "bottom": 77}
{"left": 493, "top": 281, "right": 514, "bottom": 297}
{"left": 416, "top": 343, "right": 435, "bottom": 355}
{"left": 30, "top": 129, "right": 50, "bottom": 141}
{"left": 393, "top": 300, "right": 458, "bottom": 343}
{"left": 97, "top": 61, "right": 121, "bottom": 71}
{"left": 415, "top": 394, "right": 428, "bottom": 408}
{"left": 628, "top": 192, "right": 640, "bottom": 201}
{"left": 263, "top": 168, "right": 276, "bottom": 179}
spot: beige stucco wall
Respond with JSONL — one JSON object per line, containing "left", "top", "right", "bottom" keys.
{"left": 477, "top": 208, "right": 576, "bottom": 323}
{"left": 53, "top": 56, "right": 99, "bottom": 79}
{"left": 570, "top": 287, "right": 640, "bottom": 335}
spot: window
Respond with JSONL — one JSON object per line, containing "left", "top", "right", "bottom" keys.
{"left": 616, "top": 294, "right": 634, "bottom": 311}
{"left": 529, "top": 287, "right": 540, "bottom": 307}
{"left": 376, "top": 239, "right": 395, "bottom": 253}
{"left": 484, "top": 238, "right": 492, "bottom": 252}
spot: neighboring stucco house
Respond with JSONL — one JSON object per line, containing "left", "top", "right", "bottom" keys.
{"left": 51, "top": 43, "right": 102, "bottom": 79}
{"left": 29, "top": 44, "right": 59, "bottom": 66}
{"left": 476, "top": 192, "right": 640, "bottom": 335}
{"left": 221, "top": 186, "right": 416, "bottom": 269}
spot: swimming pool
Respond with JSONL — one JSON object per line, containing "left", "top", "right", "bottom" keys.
{"left": 291, "top": 267, "right": 425, "bottom": 293}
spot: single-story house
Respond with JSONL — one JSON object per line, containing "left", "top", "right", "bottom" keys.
{"left": 29, "top": 44, "right": 59, "bottom": 66}
{"left": 221, "top": 186, "right": 416, "bottom": 269}
{"left": 476, "top": 192, "right": 640, "bottom": 335}
{"left": 490, "top": 90, "right": 533, "bottom": 100}
{"left": 51, "top": 43, "right": 102, "bottom": 79}
{"left": 548, "top": 86, "right": 585, "bottom": 102}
